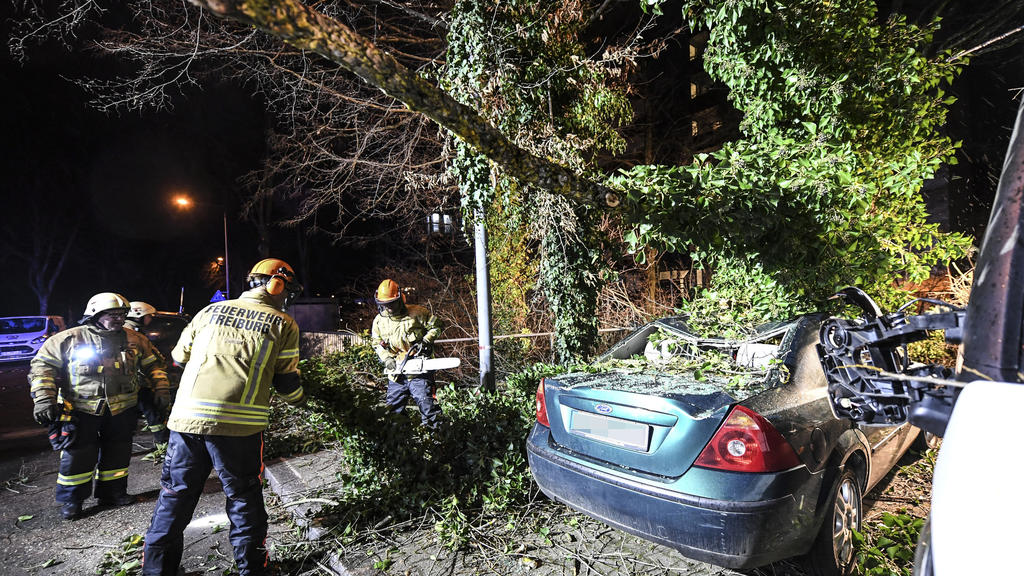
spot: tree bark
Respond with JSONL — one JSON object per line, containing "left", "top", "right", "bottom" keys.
{"left": 189, "top": 0, "right": 622, "bottom": 209}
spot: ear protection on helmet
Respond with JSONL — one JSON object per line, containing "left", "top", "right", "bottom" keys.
{"left": 247, "top": 258, "right": 302, "bottom": 302}
{"left": 266, "top": 275, "right": 286, "bottom": 295}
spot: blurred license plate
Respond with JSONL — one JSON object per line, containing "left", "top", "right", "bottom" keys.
{"left": 569, "top": 410, "right": 650, "bottom": 451}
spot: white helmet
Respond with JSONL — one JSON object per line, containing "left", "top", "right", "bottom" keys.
{"left": 128, "top": 301, "right": 157, "bottom": 319}
{"left": 82, "top": 292, "right": 130, "bottom": 322}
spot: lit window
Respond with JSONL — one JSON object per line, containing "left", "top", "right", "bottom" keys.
{"left": 428, "top": 212, "right": 458, "bottom": 236}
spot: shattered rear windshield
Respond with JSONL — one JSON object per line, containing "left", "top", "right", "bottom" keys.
{"left": 561, "top": 317, "right": 800, "bottom": 400}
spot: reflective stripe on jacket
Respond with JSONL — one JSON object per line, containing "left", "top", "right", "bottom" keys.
{"left": 28, "top": 324, "right": 170, "bottom": 415}
{"left": 168, "top": 288, "right": 303, "bottom": 437}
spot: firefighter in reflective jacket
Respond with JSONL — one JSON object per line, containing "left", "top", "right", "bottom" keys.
{"left": 371, "top": 279, "right": 443, "bottom": 428}
{"left": 28, "top": 292, "right": 171, "bottom": 521}
{"left": 126, "top": 301, "right": 171, "bottom": 444}
{"left": 144, "top": 258, "right": 305, "bottom": 576}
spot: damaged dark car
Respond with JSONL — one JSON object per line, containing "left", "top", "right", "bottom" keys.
{"left": 526, "top": 314, "right": 925, "bottom": 575}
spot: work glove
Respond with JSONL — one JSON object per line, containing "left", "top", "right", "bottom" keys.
{"left": 153, "top": 390, "right": 172, "bottom": 417}
{"left": 420, "top": 341, "right": 433, "bottom": 357}
{"left": 384, "top": 358, "right": 397, "bottom": 371}
{"left": 33, "top": 402, "right": 61, "bottom": 426}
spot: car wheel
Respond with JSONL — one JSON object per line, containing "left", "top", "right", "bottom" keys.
{"left": 911, "top": 429, "right": 941, "bottom": 452}
{"left": 806, "top": 468, "right": 862, "bottom": 576}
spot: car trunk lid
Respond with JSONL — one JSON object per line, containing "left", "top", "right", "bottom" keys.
{"left": 540, "top": 319, "right": 804, "bottom": 479}
{"left": 543, "top": 372, "right": 739, "bottom": 478}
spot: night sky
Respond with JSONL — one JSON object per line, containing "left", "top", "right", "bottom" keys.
{"left": 1, "top": 45, "right": 276, "bottom": 319}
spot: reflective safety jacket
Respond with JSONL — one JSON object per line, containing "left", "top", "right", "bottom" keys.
{"left": 371, "top": 303, "right": 441, "bottom": 376}
{"left": 29, "top": 324, "right": 170, "bottom": 415}
{"left": 168, "top": 288, "right": 304, "bottom": 437}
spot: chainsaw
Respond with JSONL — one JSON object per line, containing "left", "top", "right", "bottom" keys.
{"left": 389, "top": 342, "right": 461, "bottom": 375}
{"left": 393, "top": 356, "right": 461, "bottom": 374}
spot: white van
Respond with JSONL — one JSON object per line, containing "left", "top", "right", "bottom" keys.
{"left": 0, "top": 316, "right": 67, "bottom": 362}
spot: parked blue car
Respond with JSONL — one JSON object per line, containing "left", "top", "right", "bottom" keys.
{"left": 527, "top": 314, "right": 923, "bottom": 575}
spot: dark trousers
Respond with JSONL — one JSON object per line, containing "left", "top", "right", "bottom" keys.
{"left": 143, "top": 431, "right": 268, "bottom": 576}
{"left": 385, "top": 373, "right": 441, "bottom": 428}
{"left": 137, "top": 388, "right": 169, "bottom": 444}
{"left": 56, "top": 407, "right": 137, "bottom": 504}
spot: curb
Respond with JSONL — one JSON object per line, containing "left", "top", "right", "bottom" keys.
{"left": 264, "top": 450, "right": 354, "bottom": 575}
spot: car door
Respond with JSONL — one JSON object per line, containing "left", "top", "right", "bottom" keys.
{"left": 861, "top": 423, "right": 911, "bottom": 489}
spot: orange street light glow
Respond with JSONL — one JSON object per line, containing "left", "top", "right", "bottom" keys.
{"left": 173, "top": 195, "right": 193, "bottom": 209}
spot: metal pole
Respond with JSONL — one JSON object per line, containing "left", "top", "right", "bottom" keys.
{"left": 223, "top": 210, "right": 231, "bottom": 299}
{"left": 474, "top": 207, "right": 495, "bottom": 391}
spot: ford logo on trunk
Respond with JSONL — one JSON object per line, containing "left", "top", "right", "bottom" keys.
{"left": 595, "top": 404, "right": 613, "bottom": 414}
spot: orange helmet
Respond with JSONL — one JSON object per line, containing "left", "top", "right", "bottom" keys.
{"left": 247, "top": 258, "right": 302, "bottom": 300}
{"left": 375, "top": 279, "right": 403, "bottom": 304}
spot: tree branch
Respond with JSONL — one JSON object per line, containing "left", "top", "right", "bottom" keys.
{"left": 188, "top": 0, "right": 622, "bottom": 209}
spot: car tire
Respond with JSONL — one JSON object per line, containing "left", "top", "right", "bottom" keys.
{"left": 805, "top": 468, "right": 862, "bottom": 576}
{"left": 911, "top": 429, "right": 941, "bottom": 452}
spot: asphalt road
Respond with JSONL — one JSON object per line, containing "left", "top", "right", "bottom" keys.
{"left": 0, "top": 363, "right": 248, "bottom": 576}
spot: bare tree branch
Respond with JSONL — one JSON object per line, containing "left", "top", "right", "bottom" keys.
{"left": 187, "top": 0, "right": 623, "bottom": 209}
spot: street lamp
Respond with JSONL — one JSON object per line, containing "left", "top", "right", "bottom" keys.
{"left": 172, "top": 194, "right": 231, "bottom": 299}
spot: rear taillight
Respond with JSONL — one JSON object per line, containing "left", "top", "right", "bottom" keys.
{"left": 536, "top": 378, "right": 550, "bottom": 427}
{"left": 693, "top": 405, "right": 801, "bottom": 473}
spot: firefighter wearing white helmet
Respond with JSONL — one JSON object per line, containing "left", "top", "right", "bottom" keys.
{"left": 126, "top": 301, "right": 157, "bottom": 329}
{"left": 126, "top": 301, "right": 173, "bottom": 445}
{"left": 28, "top": 292, "right": 170, "bottom": 520}
{"left": 144, "top": 258, "right": 305, "bottom": 576}
{"left": 371, "top": 278, "right": 443, "bottom": 428}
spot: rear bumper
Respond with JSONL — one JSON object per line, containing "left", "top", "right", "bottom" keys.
{"left": 527, "top": 425, "right": 822, "bottom": 569}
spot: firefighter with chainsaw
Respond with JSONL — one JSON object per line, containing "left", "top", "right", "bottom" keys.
{"left": 126, "top": 301, "right": 172, "bottom": 445}
{"left": 371, "top": 279, "right": 443, "bottom": 429}
{"left": 28, "top": 292, "right": 171, "bottom": 520}
{"left": 143, "top": 258, "right": 305, "bottom": 576}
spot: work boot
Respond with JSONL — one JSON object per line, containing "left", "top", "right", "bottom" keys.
{"left": 60, "top": 501, "right": 82, "bottom": 520}
{"left": 98, "top": 493, "right": 136, "bottom": 507}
